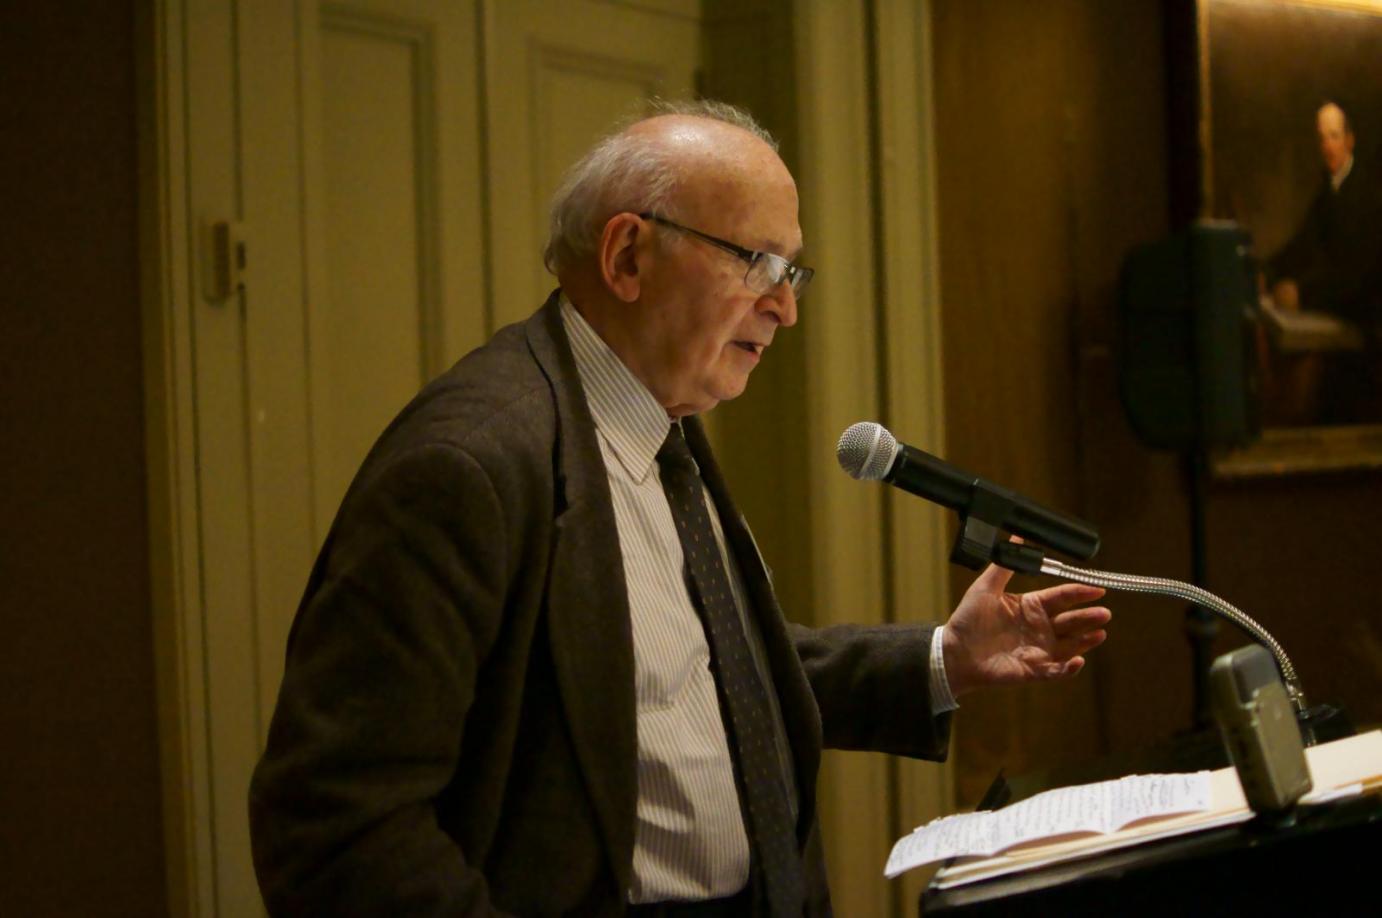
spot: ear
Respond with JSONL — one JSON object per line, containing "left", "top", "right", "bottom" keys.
{"left": 598, "top": 213, "right": 647, "bottom": 303}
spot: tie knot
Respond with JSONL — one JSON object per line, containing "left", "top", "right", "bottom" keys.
{"left": 656, "top": 423, "right": 698, "bottom": 476}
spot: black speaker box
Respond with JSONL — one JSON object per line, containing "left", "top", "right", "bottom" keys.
{"left": 1119, "top": 221, "right": 1261, "bottom": 450}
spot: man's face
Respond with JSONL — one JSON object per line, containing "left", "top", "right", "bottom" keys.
{"left": 630, "top": 136, "right": 802, "bottom": 417}
{"left": 1317, "top": 103, "right": 1354, "bottom": 177}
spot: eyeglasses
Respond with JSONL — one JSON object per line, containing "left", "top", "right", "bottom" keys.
{"left": 639, "top": 213, "right": 814, "bottom": 299}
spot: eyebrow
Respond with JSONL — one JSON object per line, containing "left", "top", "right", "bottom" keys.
{"left": 758, "top": 238, "right": 803, "bottom": 261}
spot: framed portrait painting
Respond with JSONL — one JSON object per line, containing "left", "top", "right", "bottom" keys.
{"left": 1176, "top": 0, "right": 1382, "bottom": 475}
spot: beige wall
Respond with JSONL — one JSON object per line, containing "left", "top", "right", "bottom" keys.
{"left": 0, "top": 2, "right": 168, "bottom": 916}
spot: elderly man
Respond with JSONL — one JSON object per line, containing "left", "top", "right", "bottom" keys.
{"left": 1267, "top": 100, "right": 1382, "bottom": 324}
{"left": 250, "top": 100, "right": 1110, "bottom": 917}
{"left": 1264, "top": 100, "right": 1382, "bottom": 423}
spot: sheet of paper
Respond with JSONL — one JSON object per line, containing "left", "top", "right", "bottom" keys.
{"left": 1303, "top": 729, "right": 1382, "bottom": 795}
{"left": 931, "top": 810, "right": 1255, "bottom": 890}
{"left": 926, "top": 729, "right": 1382, "bottom": 890}
{"left": 884, "top": 772, "right": 1211, "bottom": 878}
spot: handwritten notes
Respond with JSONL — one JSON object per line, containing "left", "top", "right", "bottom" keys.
{"left": 885, "top": 772, "right": 1211, "bottom": 878}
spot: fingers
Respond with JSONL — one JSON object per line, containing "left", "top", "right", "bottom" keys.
{"left": 1029, "top": 582, "right": 1106, "bottom": 611}
{"left": 1050, "top": 606, "right": 1112, "bottom": 637}
{"left": 1047, "top": 605, "right": 1109, "bottom": 654}
{"left": 1054, "top": 628, "right": 1107, "bottom": 660}
{"left": 1048, "top": 656, "right": 1085, "bottom": 678}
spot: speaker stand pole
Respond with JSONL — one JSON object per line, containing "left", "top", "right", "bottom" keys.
{"left": 1185, "top": 448, "right": 1218, "bottom": 731}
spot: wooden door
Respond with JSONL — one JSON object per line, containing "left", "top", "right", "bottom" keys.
{"left": 179, "top": 0, "right": 702, "bottom": 911}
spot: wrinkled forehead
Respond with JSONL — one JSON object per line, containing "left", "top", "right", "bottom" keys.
{"left": 672, "top": 132, "right": 802, "bottom": 253}
{"left": 619, "top": 114, "right": 803, "bottom": 256}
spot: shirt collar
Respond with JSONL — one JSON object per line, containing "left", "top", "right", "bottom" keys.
{"left": 560, "top": 293, "right": 672, "bottom": 483}
{"left": 1332, "top": 155, "right": 1354, "bottom": 192}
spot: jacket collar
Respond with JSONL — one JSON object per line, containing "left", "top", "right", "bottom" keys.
{"left": 558, "top": 295, "right": 669, "bottom": 484}
{"left": 525, "top": 292, "right": 639, "bottom": 890}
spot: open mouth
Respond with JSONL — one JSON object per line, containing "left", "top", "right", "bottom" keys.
{"left": 733, "top": 341, "right": 763, "bottom": 355}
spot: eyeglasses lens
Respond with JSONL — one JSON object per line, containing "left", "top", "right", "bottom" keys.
{"left": 748, "top": 256, "right": 812, "bottom": 298}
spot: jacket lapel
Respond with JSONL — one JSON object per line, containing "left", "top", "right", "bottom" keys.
{"left": 525, "top": 294, "right": 638, "bottom": 890}
{"left": 682, "top": 417, "right": 824, "bottom": 836}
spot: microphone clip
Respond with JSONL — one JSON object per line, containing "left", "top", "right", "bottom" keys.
{"left": 949, "top": 482, "right": 1046, "bottom": 574}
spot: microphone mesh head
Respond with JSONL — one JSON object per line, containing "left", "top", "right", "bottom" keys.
{"left": 836, "top": 422, "right": 898, "bottom": 481}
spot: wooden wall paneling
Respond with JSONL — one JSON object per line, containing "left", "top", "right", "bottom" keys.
{"left": 931, "top": 0, "right": 1174, "bottom": 804}
{"left": 1062, "top": 0, "right": 1198, "bottom": 755}
{"left": 1204, "top": 478, "right": 1382, "bottom": 733}
{"left": 932, "top": 0, "right": 1093, "bottom": 807}
{"left": 911, "top": 0, "right": 1381, "bottom": 827}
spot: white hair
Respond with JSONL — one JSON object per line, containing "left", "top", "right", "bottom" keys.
{"left": 542, "top": 99, "right": 777, "bottom": 275}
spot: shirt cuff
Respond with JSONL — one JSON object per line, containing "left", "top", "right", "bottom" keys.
{"left": 928, "top": 624, "right": 959, "bottom": 715}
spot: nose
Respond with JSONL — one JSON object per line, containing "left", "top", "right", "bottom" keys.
{"left": 757, "top": 280, "right": 798, "bottom": 328}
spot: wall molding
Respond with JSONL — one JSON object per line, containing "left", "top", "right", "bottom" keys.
{"left": 321, "top": 6, "right": 447, "bottom": 379}
{"left": 792, "top": 3, "right": 890, "bottom": 914}
{"left": 871, "top": 0, "right": 954, "bottom": 910}
{"left": 139, "top": 0, "right": 214, "bottom": 914}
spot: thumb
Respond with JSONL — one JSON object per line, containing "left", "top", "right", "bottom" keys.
{"left": 970, "top": 561, "right": 1014, "bottom": 596}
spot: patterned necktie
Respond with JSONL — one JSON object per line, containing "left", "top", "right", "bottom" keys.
{"left": 656, "top": 423, "right": 804, "bottom": 917}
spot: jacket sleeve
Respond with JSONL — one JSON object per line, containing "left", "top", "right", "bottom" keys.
{"left": 789, "top": 621, "right": 951, "bottom": 761}
{"left": 1299, "top": 183, "right": 1382, "bottom": 319}
{"left": 249, "top": 443, "right": 516, "bottom": 917}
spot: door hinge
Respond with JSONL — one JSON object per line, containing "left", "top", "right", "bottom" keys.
{"left": 203, "top": 219, "right": 247, "bottom": 303}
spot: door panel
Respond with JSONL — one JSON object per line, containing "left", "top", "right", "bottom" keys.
{"left": 484, "top": 0, "right": 701, "bottom": 326}
{"left": 303, "top": 0, "right": 488, "bottom": 543}
{"left": 201, "top": 0, "right": 490, "bottom": 911}
{"left": 317, "top": 17, "right": 437, "bottom": 529}
{"left": 191, "top": 1, "right": 702, "bottom": 911}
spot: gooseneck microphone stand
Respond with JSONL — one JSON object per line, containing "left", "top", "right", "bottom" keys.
{"left": 1060, "top": 557, "right": 1301, "bottom": 702}
{"left": 985, "top": 539, "right": 1304, "bottom": 713}
{"left": 948, "top": 486, "right": 1347, "bottom": 747}
{"left": 836, "top": 421, "right": 1342, "bottom": 746}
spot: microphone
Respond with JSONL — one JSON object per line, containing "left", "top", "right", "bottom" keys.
{"left": 836, "top": 421, "right": 1100, "bottom": 563}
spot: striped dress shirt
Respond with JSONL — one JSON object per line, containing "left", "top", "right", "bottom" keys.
{"left": 559, "top": 296, "right": 956, "bottom": 903}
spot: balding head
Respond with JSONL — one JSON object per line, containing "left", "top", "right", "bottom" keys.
{"left": 543, "top": 100, "right": 782, "bottom": 275}
{"left": 625, "top": 114, "right": 797, "bottom": 245}
{"left": 1316, "top": 101, "right": 1354, "bottom": 177}
{"left": 546, "top": 100, "right": 804, "bottom": 416}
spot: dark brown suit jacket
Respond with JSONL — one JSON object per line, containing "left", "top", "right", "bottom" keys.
{"left": 249, "top": 294, "right": 951, "bottom": 916}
